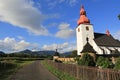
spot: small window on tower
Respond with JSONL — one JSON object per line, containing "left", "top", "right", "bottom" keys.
{"left": 86, "top": 26, "right": 89, "bottom": 31}
{"left": 78, "top": 28, "right": 80, "bottom": 32}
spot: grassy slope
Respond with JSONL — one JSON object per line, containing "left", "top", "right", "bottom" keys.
{"left": 41, "top": 61, "right": 76, "bottom": 80}
{"left": 0, "top": 60, "right": 34, "bottom": 80}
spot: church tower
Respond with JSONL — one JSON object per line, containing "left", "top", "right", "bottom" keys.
{"left": 76, "top": 5, "right": 94, "bottom": 55}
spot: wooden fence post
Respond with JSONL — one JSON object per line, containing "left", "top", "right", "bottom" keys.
{"left": 76, "top": 65, "right": 80, "bottom": 80}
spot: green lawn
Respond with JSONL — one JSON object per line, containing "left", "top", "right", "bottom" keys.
{"left": 0, "top": 59, "right": 34, "bottom": 80}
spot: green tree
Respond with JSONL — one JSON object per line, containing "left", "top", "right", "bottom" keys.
{"left": 78, "top": 53, "right": 95, "bottom": 66}
{"left": 96, "top": 56, "right": 111, "bottom": 68}
{"left": 114, "top": 57, "right": 120, "bottom": 70}
{"left": 70, "top": 50, "right": 77, "bottom": 57}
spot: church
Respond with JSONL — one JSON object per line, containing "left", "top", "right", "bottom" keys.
{"left": 76, "top": 5, "right": 120, "bottom": 56}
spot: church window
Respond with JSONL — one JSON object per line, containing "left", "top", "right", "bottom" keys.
{"left": 78, "top": 28, "right": 80, "bottom": 32}
{"left": 86, "top": 26, "right": 89, "bottom": 31}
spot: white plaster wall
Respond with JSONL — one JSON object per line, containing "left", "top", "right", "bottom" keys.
{"left": 76, "top": 24, "right": 94, "bottom": 55}
{"left": 92, "top": 41, "right": 103, "bottom": 54}
{"left": 108, "top": 47, "right": 115, "bottom": 50}
{"left": 115, "top": 47, "right": 120, "bottom": 52}
{"left": 117, "top": 47, "right": 120, "bottom": 52}
{"left": 101, "top": 47, "right": 111, "bottom": 54}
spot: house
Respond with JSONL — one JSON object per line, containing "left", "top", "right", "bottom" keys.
{"left": 76, "top": 5, "right": 120, "bottom": 56}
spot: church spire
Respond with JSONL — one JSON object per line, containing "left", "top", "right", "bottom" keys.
{"left": 77, "top": 5, "right": 90, "bottom": 25}
{"left": 106, "top": 29, "right": 110, "bottom": 36}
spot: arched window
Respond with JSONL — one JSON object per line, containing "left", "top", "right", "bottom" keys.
{"left": 78, "top": 28, "right": 80, "bottom": 32}
{"left": 86, "top": 26, "right": 89, "bottom": 31}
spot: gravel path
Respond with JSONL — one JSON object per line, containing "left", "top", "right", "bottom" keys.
{"left": 10, "top": 61, "right": 59, "bottom": 80}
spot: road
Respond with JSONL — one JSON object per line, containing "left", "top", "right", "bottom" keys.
{"left": 10, "top": 61, "right": 59, "bottom": 80}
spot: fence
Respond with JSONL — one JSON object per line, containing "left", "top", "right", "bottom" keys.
{"left": 46, "top": 60, "right": 120, "bottom": 80}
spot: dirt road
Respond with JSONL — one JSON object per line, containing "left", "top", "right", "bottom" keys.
{"left": 10, "top": 61, "right": 59, "bottom": 80}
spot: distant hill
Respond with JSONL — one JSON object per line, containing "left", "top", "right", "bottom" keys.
{"left": 0, "top": 51, "right": 5, "bottom": 54}
{"left": 61, "top": 51, "right": 72, "bottom": 57}
{"left": 17, "top": 49, "right": 73, "bottom": 57}
{"left": 19, "top": 49, "right": 32, "bottom": 54}
{"left": 0, "top": 49, "right": 73, "bottom": 57}
{"left": 10, "top": 49, "right": 56, "bottom": 57}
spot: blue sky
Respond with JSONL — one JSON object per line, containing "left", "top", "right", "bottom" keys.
{"left": 0, "top": 0, "right": 120, "bottom": 53}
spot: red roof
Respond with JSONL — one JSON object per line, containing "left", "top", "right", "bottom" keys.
{"left": 77, "top": 5, "right": 90, "bottom": 25}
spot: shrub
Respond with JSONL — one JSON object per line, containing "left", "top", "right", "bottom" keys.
{"left": 77, "top": 53, "right": 95, "bottom": 66}
{"left": 114, "top": 57, "right": 120, "bottom": 70}
{"left": 96, "top": 56, "right": 111, "bottom": 68}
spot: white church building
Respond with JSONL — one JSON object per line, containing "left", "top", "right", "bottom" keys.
{"left": 76, "top": 5, "right": 120, "bottom": 56}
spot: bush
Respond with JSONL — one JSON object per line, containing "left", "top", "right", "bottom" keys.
{"left": 114, "top": 57, "right": 120, "bottom": 70}
{"left": 96, "top": 56, "right": 111, "bottom": 68}
{"left": 77, "top": 53, "right": 95, "bottom": 66}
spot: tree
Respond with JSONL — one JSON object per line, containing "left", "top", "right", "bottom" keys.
{"left": 118, "top": 14, "right": 120, "bottom": 20}
{"left": 96, "top": 56, "right": 111, "bottom": 68}
{"left": 70, "top": 50, "right": 77, "bottom": 57}
{"left": 77, "top": 53, "right": 95, "bottom": 66}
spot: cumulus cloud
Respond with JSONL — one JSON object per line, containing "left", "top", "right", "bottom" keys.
{"left": 0, "top": 0, "right": 49, "bottom": 35}
{"left": 114, "top": 30, "right": 120, "bottom": 40}
{"left": 55, "top": 23, "right": 75, "bottom": 39}
{"left": 42, "top": 42, "right": 76, "bottom": 53}
{"left": 0, "top": 37, "right": 38, "bottom": 53}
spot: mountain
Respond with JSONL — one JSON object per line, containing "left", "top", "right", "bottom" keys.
{"left": 8, "top": 49, "right": 73, "bottom": 57}
{"left": 10, "top": 49, "right": 56, "bottom": 57}
{"left": 20, "top": 49, "right": 32, "bottom": 53}
{"left": 0, "top": 51, "right": 5, "bottom": 54}
{"left": 32, "top": 50, "right": 55, "bottom": 56}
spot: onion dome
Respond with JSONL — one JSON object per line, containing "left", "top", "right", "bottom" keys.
{"left": 77, "top": 5, "right": 90, "bottom": 25}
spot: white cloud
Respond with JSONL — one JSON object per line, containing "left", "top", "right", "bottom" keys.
{"left": 0, "top": 0, "right": 49, "bottom": 35}
{"left": 0, "top": 37, "right": 38, "bottom": 53}
{"left": 68, "top": 0, "right": 78, "bottom": 6}
{"left": 17, "top": 36, "right": 24, "bottom": 40}
{"left": 42, "top": 42, "right": 76, "bottom": 53}
{"left": 114, "top": 30, "right": 120, "bottom": 40}
{"left": 55, "top": 23, "right": 75, "bottom": 39}
{"left": 47, "top": 0, "right": 78, "bottom": 8}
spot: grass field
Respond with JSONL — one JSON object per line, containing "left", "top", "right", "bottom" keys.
{"left": 0, "top": 59, "right": 34, "bottom": 80}
{"left": 42, "top": 60, "right": 76, "bottom": 80}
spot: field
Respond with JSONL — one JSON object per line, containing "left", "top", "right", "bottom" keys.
{"left": 0, "top": 57, "right": 35, "bottom": 80}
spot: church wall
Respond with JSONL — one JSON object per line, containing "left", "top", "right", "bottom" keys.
{"left": 92, "top": 41, "right": 103, "bottom": 54}
{"left": 108, "top": 47, "right": 115, "bottom": 50}
{"left": 116, "top": 47, "right": 120, "bottom": 52}
{"left": 76, "top": 24, "right": 94, "bottom": 55}
{"left": 100, "top": 46, "right": 111, "bottom": 54}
